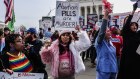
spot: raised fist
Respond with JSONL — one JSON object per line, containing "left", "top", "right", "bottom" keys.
{"left": 133, "top": 2, "right": 138, "bottom": 11}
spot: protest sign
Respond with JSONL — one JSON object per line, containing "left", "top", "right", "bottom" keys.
{"left": 0, "top": 72, "right": 44, "bottom": 79}
{"left": 42, "top": 17, "right": 52, "bottom": 31}
{"left": 87, "top": 14, "right": 98, "bottom": 29}
{"left": 55, "top": 1, "right": 79, "bottom": 31}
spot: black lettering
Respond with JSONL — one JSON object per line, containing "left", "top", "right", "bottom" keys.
{"left": 62, "top": 11, "right": 67, "bottom": 16}
{"left": 68, "top": 17, "right": 71, "bottom": 20}
{"left": 63, "top": 17, "right": 66, "bottom": 20}
{"left": 72, "top": 22, "right": 75, "bottom": 27}
{"left": 57, "top": 3, "right": 62, "bottom": 9}
{"left": 68, "top": 11, "right": 72, "bottom": 16}
{"left": 72, "top": 11, "right": 76, "bottom": 16}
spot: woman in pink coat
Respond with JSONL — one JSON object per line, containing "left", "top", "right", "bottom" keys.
{"left": 40, "top": 27, "right": 91, "bottom": 79}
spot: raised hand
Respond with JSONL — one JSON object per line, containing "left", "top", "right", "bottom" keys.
{"left": 103, "top": 9, "right": 109, "bottom": 19}
{"left": 133, "top": 2, "right": 138, "bottom": 11}
{"left": 75, "top": 25, "right": 81, "bottom": 31}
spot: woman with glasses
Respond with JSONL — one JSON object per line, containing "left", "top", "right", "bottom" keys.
{"left": 1, "top": 34, "right": 33, "bottom": 74}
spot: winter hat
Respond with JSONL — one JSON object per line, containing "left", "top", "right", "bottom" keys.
{"left": 59, "top": 30, "right": 71, "bottom": 36}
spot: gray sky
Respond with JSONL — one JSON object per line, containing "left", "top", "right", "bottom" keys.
{"left": 0, "top": 0, "right": 139, "bottom": 29}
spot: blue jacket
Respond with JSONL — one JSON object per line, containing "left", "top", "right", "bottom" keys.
{"left": 95, "top": 19, "right": 118, "bottom": 73}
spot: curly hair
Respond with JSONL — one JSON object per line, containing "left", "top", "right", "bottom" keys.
{"left": 2, "top": 34, "right": 21, "bottom": 54}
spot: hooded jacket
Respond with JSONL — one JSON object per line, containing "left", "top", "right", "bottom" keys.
{"left": 39, "top": 30, "right": 91, "bottom": 78}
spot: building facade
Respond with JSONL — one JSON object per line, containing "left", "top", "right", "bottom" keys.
{"left": 67, "top": 0, "right": 103, "bottom": 25}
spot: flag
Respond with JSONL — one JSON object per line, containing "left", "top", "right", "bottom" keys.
{"left": 4, "top": 0, "right": 14, "bottom": 24}
{"left": 8, "top": 10, "right": 15, "bottom": 31}
{"left": 4, "top": 0, "right": 15, "bottom": 31}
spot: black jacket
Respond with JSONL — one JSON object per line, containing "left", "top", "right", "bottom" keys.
{"left": 117, "top": 15, "right": 140, "bottom": 79}
{"left": 27, "top": 39, "right": 45, "bottom": 72}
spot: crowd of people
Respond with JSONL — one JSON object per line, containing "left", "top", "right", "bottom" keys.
{"left": 0, "top": 2, "right": 140, "bottom": 79}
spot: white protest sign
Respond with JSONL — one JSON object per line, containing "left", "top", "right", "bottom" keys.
{"left": 43, "top": 20, "right": 52, "bottom": 30}
{"left": 0, "top": 72, "right": 44, "bottom": 79}
{"left": 55, "top": 1, "right": 79, "bottom": 31}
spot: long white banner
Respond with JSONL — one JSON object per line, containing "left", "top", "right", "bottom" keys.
{"left": 0, "top": 72, "right": 44, "bottom": 79}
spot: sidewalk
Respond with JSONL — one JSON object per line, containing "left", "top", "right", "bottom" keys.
{"left": 47, "top": 60, "right": 96, "bottom": 79}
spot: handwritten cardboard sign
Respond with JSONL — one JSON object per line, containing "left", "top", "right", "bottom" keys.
{"left": 55, "top": 1, "right": 79, "bottom": 31}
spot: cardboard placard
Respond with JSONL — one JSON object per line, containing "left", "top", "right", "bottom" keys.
{"left": 55, "top": 1, "right": 79, "bottom": 31}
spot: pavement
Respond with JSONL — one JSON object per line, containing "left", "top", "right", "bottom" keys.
{"left": 46, "top": 59, "right": 96, "bottom": 79}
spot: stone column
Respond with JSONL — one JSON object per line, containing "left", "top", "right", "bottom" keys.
{"left": 79, "top": 7, "right": 82, "bottom": 16}
{"left": 84, "top": 6, "right": 87, "bottom": 25}
{"left": 102, "top": 5, "right": 104, "bottom": 14}
{"left": 90, "top": 6, "right": 93, "bottom": 14}
{"left": 95, "top": 5, "right": 99, "bottom": 21}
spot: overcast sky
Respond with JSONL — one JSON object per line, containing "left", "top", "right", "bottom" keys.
{"left": 0, "top": 0, "right": 139, "bottom": 29}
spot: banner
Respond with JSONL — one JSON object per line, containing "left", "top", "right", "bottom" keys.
{"left": 55, "top": 1, "right": 79, "bottom": 31}
{"left": 0, "top": 72, "right": 44, "bottom": 79}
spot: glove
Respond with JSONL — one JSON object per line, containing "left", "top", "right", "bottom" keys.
{"left": 133, "top": 2, "right": 138, "bottom": 11}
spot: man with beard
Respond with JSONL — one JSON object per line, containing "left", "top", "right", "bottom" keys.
{"left": 25, "top": 28, "right": 48, "bottom": 79}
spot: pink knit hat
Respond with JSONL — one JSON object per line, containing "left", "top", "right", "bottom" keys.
{"left": 59, "top": 30, "right": 71, "bottom": 36}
